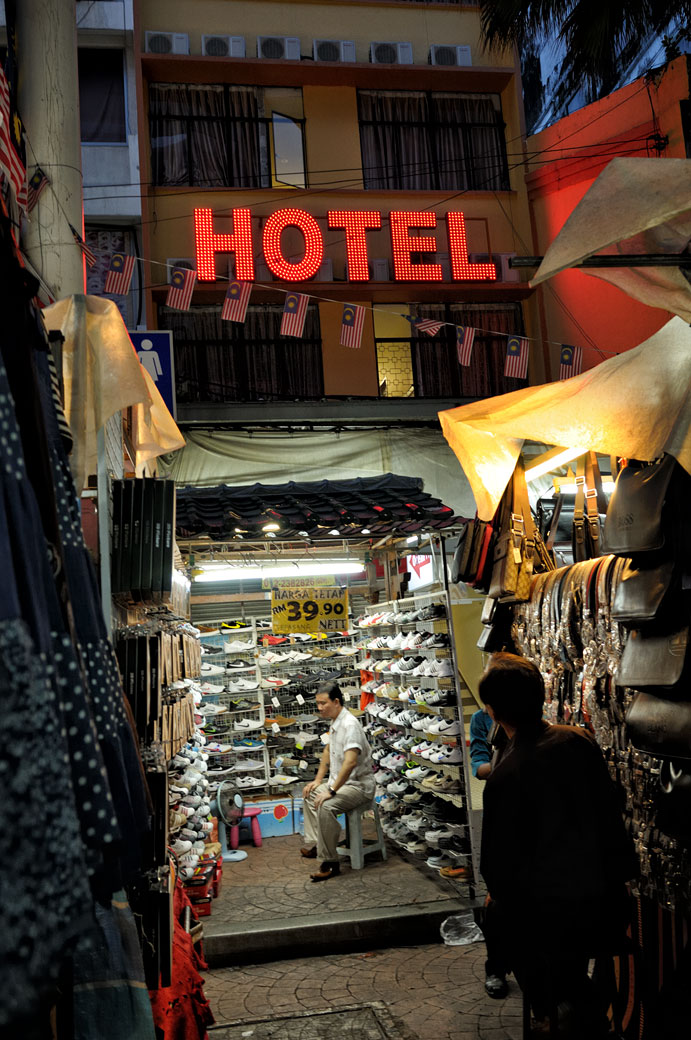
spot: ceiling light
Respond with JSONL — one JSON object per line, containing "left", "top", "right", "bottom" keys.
{"left": 262, "top": 521, "right": 281, "bottom": 532}
{"left": 234, "top": 527, "right": 244, "bottom": 533}
{"left": 552, "top": 481, "right": 615, "bottom": 495}
{"left": 406, "top": 535, "right": 419, "bottom": 544}
{"left": 361, "top": 528, "right": 371, "bottom": 535}
{"left": 193, "top": 560, "right": 364, "bottom": 582}
{"left": 524, "top": 446, "right": 586, "bottom": 483}
{"left": 265, "top": 531, "right": 276, "bottom": 538}
{"left": 298, "top": 530, "right": 310, "bottom": 537}
{"left": 328, "top": 529, "right": 340, "bottom": 536}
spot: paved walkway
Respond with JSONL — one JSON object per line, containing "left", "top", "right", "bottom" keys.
{"left": 204, "top": 942, "right": 523, "bottom": 1040}
{"left": 206, "top": 832, "right": 467, "bottom": 933}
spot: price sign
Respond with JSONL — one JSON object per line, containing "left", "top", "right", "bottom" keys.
{"left": 295, "top": 693, "right": 305, "bottom": 705}
{"left": 343, "top": 691, "right": 351, "bottom": 702}
{"left": 271, "top": 723, "right": 281, "bottom": 734}
{"left": 271, "top": 696, "right": 281, "bottom": 708}
{"left": 271, "top": 586, "right": 349, "bottom": 634}
{"left": 299, "top": 759, "right": 309, "bottom": 770}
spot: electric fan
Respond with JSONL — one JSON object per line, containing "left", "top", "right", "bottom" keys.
{"left": 211, "top": 780, "right": 247, "bottom": 863}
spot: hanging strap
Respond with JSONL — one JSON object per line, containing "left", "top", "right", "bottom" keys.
{"left": 573, "top": 454, "right": 587, "bottom": 557}
{"left": 511, "top": 459, "right": 535, "bottom": 565}
{"left": 585, "top": 452, "right": 606, "bottom": 556}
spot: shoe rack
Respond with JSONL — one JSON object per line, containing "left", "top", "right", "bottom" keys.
{"left": 197, "top": 619, "right": 271, "bottom": 792}
{"left": 355, "top": 590, "right": 476, "bottom": 893}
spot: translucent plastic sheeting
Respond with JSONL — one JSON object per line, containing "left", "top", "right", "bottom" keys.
{"left": 531, "top": 157, "right": 691, "bottom": 321}
{"left": 438, "top": 317, "right": 691, "bottom": 520}
{"left": 43, "top": 295, "right": 185, "bottom": 489}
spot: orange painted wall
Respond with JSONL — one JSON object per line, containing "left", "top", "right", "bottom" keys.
{"left": 526, "top": 57, "right": 691, "bottom": 377}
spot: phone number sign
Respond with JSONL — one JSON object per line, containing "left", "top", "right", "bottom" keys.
{"left": 271, "top": 587, "right": 349, "bottom": 634}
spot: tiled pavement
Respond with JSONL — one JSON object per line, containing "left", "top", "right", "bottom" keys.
{"left": 203, "top": 941, "right": 523, "bottom": 1039}
{"left": 205, "top": 832, "right": 466, "bottom": 932}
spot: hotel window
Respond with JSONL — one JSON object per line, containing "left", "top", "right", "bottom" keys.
{"left": 374, "top": 303, "right": 524, "bottom": 398}
{"left": 159, "top": 304, "right": 323, "bottom": 403}
{"left": 78, "top": 48, "right": 126, "bottom": 143}
{"left": 358, "top": 90, "right": 509, "bottom": 191}
{"left": 149, "top": 84, "right": 306, "bottom": 189}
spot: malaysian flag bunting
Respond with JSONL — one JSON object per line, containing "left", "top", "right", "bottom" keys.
{"left": 504, "top": 335, "right": 530, "bottom": 379}
{"left": 0, "top": 65, "right": 26, "bottom": 214}
{"left": 408, "top": 315, "right": 446, "bottom": 336}
{"left": 222, "top": 280, "right": 252, "bottom": 323}
{"left": 69, "top": 223, "right": 97, "bottom": 268}
{"left": 340, "top": 304, "right": 365, "bottom": 349}
{"left": 280, "top": 292, "right": 309, "bottom": 337}
{"left": 27, "top": 166, "right": 49, "bottom": 212}
{"left": 456, "top": 325, "right": 475, "bottom": 367}
{"left": 166, "top": 265, "right": 197, "bottom": 310}
{"left": 104, "top": 252, "right": 135, "bottom": 295}
{"left": 559, "top": 343, "right": 583, "bottom": 380}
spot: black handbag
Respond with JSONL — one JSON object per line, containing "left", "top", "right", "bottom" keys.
{"left": 626, "top": 691, "right": 691, "bottom": 761}
{"left": 572, "top": 453, "right": 608, "bottom": 562}
{"left": 611, "top": 557, "right": 676, "bottom": 627}
{"left": 616, "top": 623, "right": 689, "bottom": 689}
{"left": 603, "top": 455, "right": 677, "bottom": 555}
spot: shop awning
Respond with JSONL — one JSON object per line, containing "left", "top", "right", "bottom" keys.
{"left": 176, "top": 473, "right": 462, "bottom": 541}
{"left": 531, "top": 157, "right": 691, "bottom": 321}
{"left": 438, "top": 316, "right": 691, "bottom": 520}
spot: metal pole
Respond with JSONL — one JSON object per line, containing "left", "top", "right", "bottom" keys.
{"left": 17, "top": 0, "right": 85, "bottom": 298}
{"left": 511, "top": 254, "right": 691, "bottom": 269}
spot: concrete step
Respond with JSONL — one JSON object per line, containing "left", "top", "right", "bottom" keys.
{"left": 204, "top": 897, "right": 467, "bottom": 967}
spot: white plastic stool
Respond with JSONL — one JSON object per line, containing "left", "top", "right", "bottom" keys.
{"left": 337, "top": 802, "right": 388, "bottom": 870}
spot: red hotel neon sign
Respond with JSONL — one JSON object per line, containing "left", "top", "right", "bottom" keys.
{"left": 194, "top": 207, "right": 497, "bottom": 283}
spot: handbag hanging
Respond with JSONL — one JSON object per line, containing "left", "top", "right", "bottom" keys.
{"left": 602, "top": 454, "right": 677, "bottom": 555}
{"left": 611, "top": 557, "right": 676, "bottom": 627}
{"left": 572, "top": 452, "right": 608, "bottom": 562}
{"left": 625, "top": 691, "right": 691, "bottom": 761}
{"left": 616, "top": 622, "right": 689, "bottom": 689}
{"left": 487, "top": 459, "right": 536, "bottom": 603}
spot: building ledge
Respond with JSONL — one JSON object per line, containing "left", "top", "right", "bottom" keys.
{"left": 140, "top": 53, "right": 513, "bottom": 93}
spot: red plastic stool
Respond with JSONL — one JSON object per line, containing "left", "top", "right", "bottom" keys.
{"left": 229, "top": 806, "right": 263, "bottom": 849}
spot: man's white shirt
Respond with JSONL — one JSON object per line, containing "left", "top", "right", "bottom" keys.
{"left": 327, "top": 707, "right": 375, "bottom": 797}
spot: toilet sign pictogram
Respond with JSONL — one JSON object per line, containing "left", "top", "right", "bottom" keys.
{"left": 129, "top": 330, "right": 177, "bottom": 419}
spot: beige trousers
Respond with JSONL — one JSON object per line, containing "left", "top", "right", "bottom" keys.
{"left": 302, "top": 782, "right": 372, "bottom": 862}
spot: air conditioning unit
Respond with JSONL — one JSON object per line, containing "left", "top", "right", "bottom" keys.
{"left": 201, "top": 34, "right": 246, "bottom": 58}
{"left": 369, "top": 258, "right": 390, "bottom": 281}
{"left": 498, "top": 252, "right": 520, "bottom": 282}
{"left": 314, "top": 258, "right": 333, "bottom": 282}
{"left": 312, "top": 39, "right": 356, "bottom": 63}
{"left": 430, "top": 44, "right": 471, "bottom": 67}
{"left": 257, "top": 36, "right": 301, "bottom": 61}
{"left": 145, "top": 31, "right": 190, "bottom": 55}
{"left": 370, "top": 41, "right": 413, "bottom": 65}
{"left": 166, "top": 257, "right": 196, "bottom": 274}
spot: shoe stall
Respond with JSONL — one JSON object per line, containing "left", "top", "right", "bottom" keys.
{"left": 438, "top": 316, "right": 691, "bottom": 1040}
{"left": 169, "top": 472, "right": 487, "bottom": 925}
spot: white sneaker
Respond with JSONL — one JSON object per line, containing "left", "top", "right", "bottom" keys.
{"left": 233, "top": 718, "right": 264, "bottom": 731}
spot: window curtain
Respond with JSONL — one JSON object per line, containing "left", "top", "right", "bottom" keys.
{"left": 149, "top": 84, "right": 263, "bottom": 187}
{"left": 160, "top": 305, "right": 323, "bottom": 401}
{"left": 359, "top": 90, "right": 508, "bottom": 191}
{"left": 411, "top": 303, "right": 524, "bottom": 397}
{"left": 78, "top": 48, "right": 126, "bottom": 143}
{"left": 358, "top": 91, "right": 433, "bottom": 190}
{"left": 432, "top": 93, "right": 508, "bottom": 191}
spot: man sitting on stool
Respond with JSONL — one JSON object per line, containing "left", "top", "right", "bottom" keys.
{"left": 301, "top": 681, "right": 375, "bottom": 882}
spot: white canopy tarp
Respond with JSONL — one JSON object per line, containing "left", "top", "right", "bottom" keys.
{"left": 531, "top": 157, "right": 691, "bottom": 321}
{"left": 438, "top": 317, "right": 691, "bottom": 520}
{"left": 43, "top": 295, "right": 185, "bottom": 488}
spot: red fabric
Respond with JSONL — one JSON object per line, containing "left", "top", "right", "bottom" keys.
{"left": 148, "top": 883, "right": 215, "bottom": 1040}
{"left": 360, "top": 668, "right": 375, "bottom": 712}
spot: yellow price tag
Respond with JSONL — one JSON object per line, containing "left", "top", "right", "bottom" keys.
{"left": 271, "top": 586, "right": 349, "bottom": 634}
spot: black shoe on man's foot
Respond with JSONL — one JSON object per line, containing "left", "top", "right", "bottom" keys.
{"left": 310, "top": 861, "right": 341, "bottom": 882}
{"left": 300, "top": 845, "right": 317, "bottom": 858}
{"left": 485, "top": 974, "right": 508, "bottom": 999}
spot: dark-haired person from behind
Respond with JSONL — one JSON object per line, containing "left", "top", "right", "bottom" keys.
{"left": 301, "top": 681, "right": 374, "bottom": 882}
{"left": 479, "top": 653, "right": 637, "bottom": 1038}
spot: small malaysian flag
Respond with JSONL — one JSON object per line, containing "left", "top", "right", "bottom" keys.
{"left": 456, "top": 325, "right": 475, "bottom": 367}
{"left": 69, "top": 223, "right": 97, "bottom": 268}
{"left": 166, "top": 265, "right": 197, "bottom": 310}
{"left": 504, "top": 335, "right": 530, "bottom": 379}
{"left": 280, "top": 292, "right": 309, "bottom": 337}
{"left": 340, "top": 304, "right": 366, "bottom": 349}
{"left": 559, "top": 343, "right": 583, "bottom": 380}
{"left": 0, "top": 66, "right": 27, "bottom": 214}
{"left": 27, "top": 166, "right": 49, "bottom": 212}
{"left": 222, "top": 280, "right": 252, "bottom": 323}
{"left": 409, "top": 316, "right": 446, "bottom": 336}
{"left": 104, "top": 252, "right": 135, "bottom": 296}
